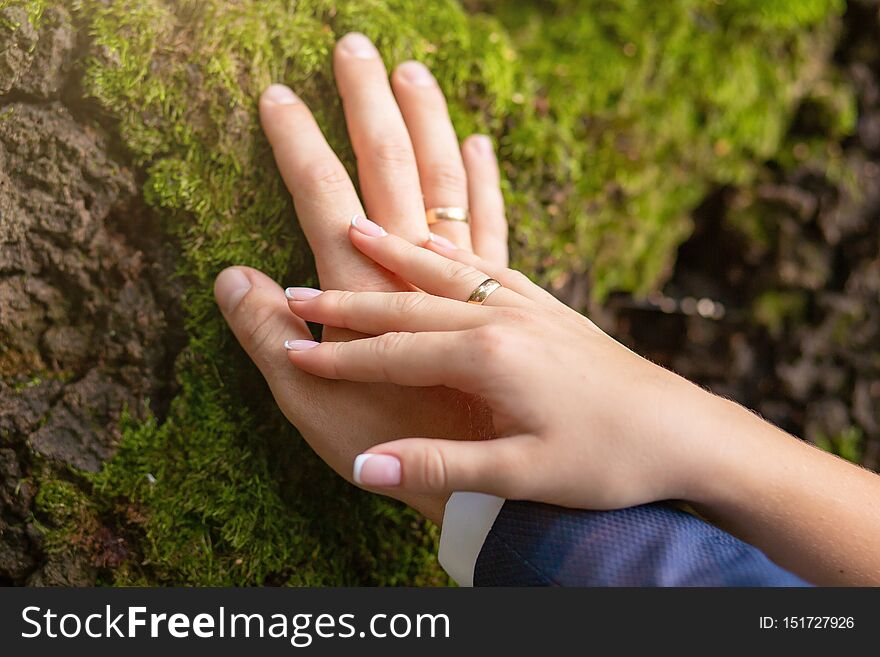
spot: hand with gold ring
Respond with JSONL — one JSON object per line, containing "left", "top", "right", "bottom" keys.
{"left": 214, "top": 32, "right": 880, "bottom": 583}
{"left": 214, "top": 33, "right": 508, "bottom": 525}
{"left": 283, "top": 217, "right": 880, "bottom": 586}
{"left": 283, "top": 216, "right": 704, "bottom": 511}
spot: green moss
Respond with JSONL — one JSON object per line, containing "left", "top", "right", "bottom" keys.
{"left": 14, "top": 0, "right": 847, "bottom": 584}
{"left": 753, "top": 290, "right": 809, "bottom": 339}
{"left": 77, "top": 0, "right": 476, "bottom": 585}
{"left": 814, "top": 426, "right": 863, "bottom": 464}
{"left": 33, "top": 476, "right": 101, "bottom": 559}
{"left": 0, "top": 0, "right": 46, "bottom": 29}
{"left": 486, "top": 0, "right": 850, "bottom": 296}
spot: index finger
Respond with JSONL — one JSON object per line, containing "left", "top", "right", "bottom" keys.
{"left": 259, "top": 84, "right": 392, "bottom": 291}
{"left": 285, "top": 330, "right": 482, "bottom": 393}
{"left": 349, "top": 217, "right": 530, "bottom": 307}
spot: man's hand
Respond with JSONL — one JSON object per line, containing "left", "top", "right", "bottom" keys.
{"left": 213, "top": 33, "right": 508, "bottom": 524}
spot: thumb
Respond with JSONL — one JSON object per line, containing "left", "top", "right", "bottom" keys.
{"left": 214, "top": 265, "right": 311, "bottom": 377}
{"left": 351, "top": 435, "right": 541, "bottom": 499}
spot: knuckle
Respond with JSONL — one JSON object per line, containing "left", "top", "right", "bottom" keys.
{"left": 374, "top": 330, "right": 411, "bottom": 354}
{"left": 372, "top": 332, "right": 412, "bottom": 382}
{"left": 441, "top": 259, "right": 480, "bottom": 287}
{"left": 424, "top": 164, "right": 467, "bottom": 195}
{"left": 332, "top": 289, "right": 357, "bottom": 313}
{"left": 470, "top": 324, "right": 512, "bottom": 366}
{"left": 495, "top": 307, "right": 532, "bottom": 325}
{"left": 395, "top": 292, "right": 429, "bottom": 316}
{"left": 422, "top": 445, "right": 449, "bottom": 491}
{"left": 473, "top": 324, "right": 510, "bottom": 356}
{"left": 316, "top": 290, "right": 355, "bottom": 328}
{"left": 301, "top": 160, "right": 351, "bottom": 195}
{"left": 370, "top": 140, "right": 416, "bottom": 169}
{"left": 324, "top": 341, "right": 345, "bottom": 379}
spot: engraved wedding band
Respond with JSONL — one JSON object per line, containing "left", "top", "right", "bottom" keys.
{"left": 426, "top": 207, "right": 469, "bottom": 224}
{"left": 467, "top": 278, "right": 502, "bottom": 305}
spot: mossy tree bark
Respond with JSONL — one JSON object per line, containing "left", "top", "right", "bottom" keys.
{"left": 0, "top": 0, "right": 847, "bottom": 585}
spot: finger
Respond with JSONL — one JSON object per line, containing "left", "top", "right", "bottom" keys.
{"left": 333, "top": 33, "right": 427, "bottom": 243}
{"left": 214, "top": 265, "right": 312, "bottom": 385}
{"left": 259, "top": 85, "right": 390, "bottom": 291}
{"left": 462, "top": 134, "right": 507, "bottom": 266}
{"left": 352, "top": 435, "right": 543, "bottom": 499}
{"left": 287, "top": 289, "right": 491, "bottom": 334}
{"left": 285, "top": 329, "right": 482, "bottom": 393}
{"left": 423, "top": 235, "right": 560, "bottom": 309}
{"left": 349, "top": 216, "right": 529, "bottom": 307}
{"left": 392, "top": 61, "right": 471, "bottom": 250}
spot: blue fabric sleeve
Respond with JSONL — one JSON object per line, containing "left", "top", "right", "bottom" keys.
{"left": 473, "top": 500, "right": 809, "bottom": 587}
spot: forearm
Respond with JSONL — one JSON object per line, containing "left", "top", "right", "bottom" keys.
{"left": 689, "top": 394, "right": 880, "bottom": 586}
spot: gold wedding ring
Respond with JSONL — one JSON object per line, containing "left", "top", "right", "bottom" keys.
{"left": 467, "top": 278, "right": 502, "bottom": 305}
{"left": 426, "top": 207, "right": 469, "bottom": 224}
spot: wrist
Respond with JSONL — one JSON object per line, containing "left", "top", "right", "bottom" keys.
{"left": 677, "top": 391, "right": 793, "bottom": 510}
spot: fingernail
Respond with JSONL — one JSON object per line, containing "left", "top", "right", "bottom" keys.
{"left": 398, "top": 61, "right": 434, "bottom": 87}
{"left": 339, "top": 32, "right": 378, "bottom": 59}
{"left": 262, "top": 84, "right": 300, "bottom": 105}
{"left": 351, "top": 214, "right": 387, "bottom": 237}
{"left": 284, "top": 339, "right": 320, "bottom": 351}
{"left": 428, "top": 232, "right": 457, "bottom": 249}
{"left": 470, "top": 134, "right": 493, "bottom": 155}
{"left": 353, "top": 454, "right": 402, "bottom": 487}
{"left": 285, "top": 287, "right": 322, "bottom": 301}
{"left": 214, "top": 267, "right": 251, "bottom": 314}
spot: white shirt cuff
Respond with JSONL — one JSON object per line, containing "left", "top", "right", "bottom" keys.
{"left": 438, "top": 492, "right": 505, "bottom": 587}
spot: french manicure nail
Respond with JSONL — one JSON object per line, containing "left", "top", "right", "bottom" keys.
{"left": 284, "top": 339, "right": 320, "bottom": 351}
{"left": 263, "top": 84, "right": 300, "bottom": 105}
{"left": 340, "top": 32, "right": 378, "bottom": 59}
{"left": 353, "top": 454, "right": 402, "bottom": 487}
{"left": 428, "top": 232, "right": 457, "bottom": 249}
{"left": 351, "top": 214, "right": 387, "bottom": 237}
{"left": 398, "top": 61, "right": 434, "bottom": 87}
{"left": 285, "top": 287, "right": 322, "bottom": 301}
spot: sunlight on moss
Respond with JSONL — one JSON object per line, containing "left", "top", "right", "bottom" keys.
{"left": 6, "top": 0, "right": 849, "bottom": 585}
{"left": 487, "top": 0, "right": 850, "bottom": 295}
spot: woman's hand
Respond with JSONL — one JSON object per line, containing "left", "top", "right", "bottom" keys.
{"left": 285, "top": 219, "right": 880, "bottom": 586}
{"left": 284, "top": 218, "right": 724, "bottom": 510}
